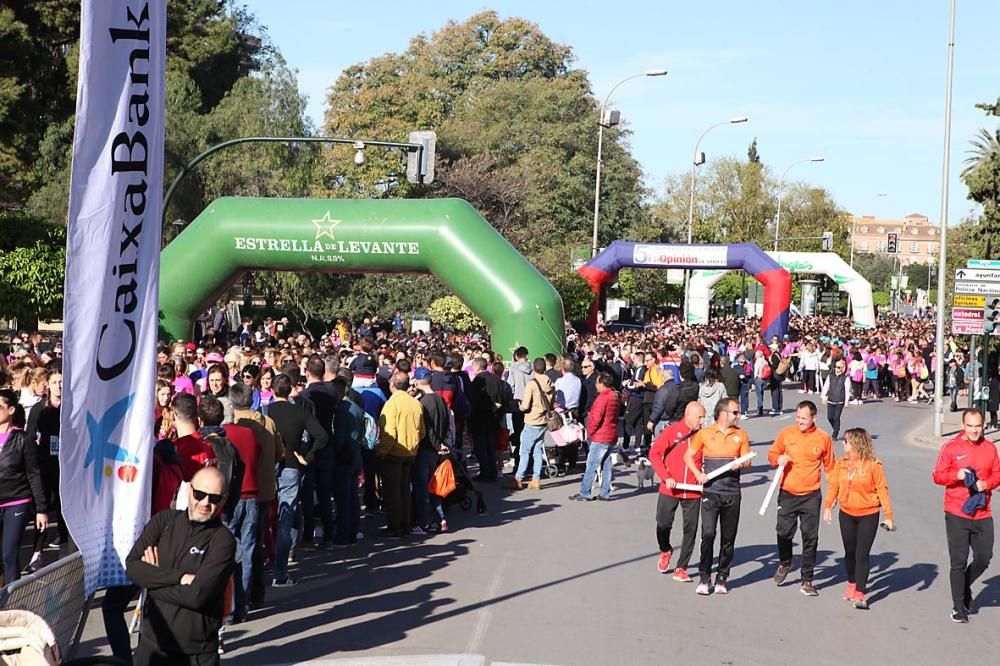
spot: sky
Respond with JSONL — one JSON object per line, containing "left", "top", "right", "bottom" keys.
{"left": 243, "top": 0, "right": 999, "bottom": 230}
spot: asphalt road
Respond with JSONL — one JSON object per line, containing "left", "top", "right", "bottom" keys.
{"left": 75, "top": 388, "right": 998, "bottom": 665}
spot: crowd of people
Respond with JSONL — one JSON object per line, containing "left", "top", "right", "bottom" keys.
{"left": 0, "top": 309, "right": 998, "bottom": 662}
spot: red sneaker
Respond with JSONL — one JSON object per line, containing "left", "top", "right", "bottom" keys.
{"left": 672, "top": 568, "right": 692, "bottom": 583}
{"left": 843, "top": 583, "right": 857, "bottom": 601}
{"left": 656, "top": 551, "right": 672, "bottom": 574}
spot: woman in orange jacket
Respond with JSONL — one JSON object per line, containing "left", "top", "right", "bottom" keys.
{"left": 822, "top": 427, "right": 894, "bottom": 609}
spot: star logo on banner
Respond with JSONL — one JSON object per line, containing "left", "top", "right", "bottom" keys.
{"left": 312, "top": 211, "right": 341, "bottom": 241}
{"left": 84, "top": 394, "right": 139, "bottom": 494}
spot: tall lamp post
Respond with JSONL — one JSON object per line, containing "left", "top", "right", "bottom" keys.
{"left": 773, "top": 157, "right": 824, "bottom": 251}
{"left": 934, "top": 0, "right": 957, "bottom": 438}
{"left": 591, "top": 69, "right": 668, "bottom": 257}
{"left": 682, "top": 116, "right": 748, "bottom": 322}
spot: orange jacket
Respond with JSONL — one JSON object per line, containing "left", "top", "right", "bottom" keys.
{"left": 824, "top": 457, "right": 893, "bottom": 520}
{"left": 767, "top": 425, "right": 834, "bottom": 495}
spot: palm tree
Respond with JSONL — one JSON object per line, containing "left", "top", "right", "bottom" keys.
{"left": 961, "top": 128, "right": 1000, "bottom": 177}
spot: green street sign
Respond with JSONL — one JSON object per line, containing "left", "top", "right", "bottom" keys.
{"left": 968, "top": 259, "right": 1000, "bottom": 269}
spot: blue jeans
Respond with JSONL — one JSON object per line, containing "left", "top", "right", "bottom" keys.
{"left": 227, "top": 497, "right": 258, "bottom": 619}
{"left": 580, "top": 442, "right": 614, "bottom": 499}
{"left": 273, "top": 467, "right": 301, "bottom": 582}
{"left": 754, "top": 378, "right": 767, "bottom": 413}
{"left": 332, "top": 466, "right": 361, "bottom": 544}
{"left": 515, "top": 424, "right": 546, "bottom": 481}
{"left": 739, "top": 383, "right": 750, "bottom": 414}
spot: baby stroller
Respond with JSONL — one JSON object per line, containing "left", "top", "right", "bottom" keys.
{"left": 432, "top": 448, "right": 486, "bottom": 514}
{"left": 545, "top": 414, "right": 586, "bottom": 477}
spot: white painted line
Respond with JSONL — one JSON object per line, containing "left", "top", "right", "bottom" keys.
{"left": 290, "top": 656, "right": 486, "bottom": 666}
{"left": 467, "top": 558, "right": 507, "bottom": 654}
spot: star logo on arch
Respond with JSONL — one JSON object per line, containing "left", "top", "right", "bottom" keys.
{"left": 84, "top": 394, "right": 139, "bottom": 494}
{"left": 312, "top": 211, "right": 341, "bottom": 241}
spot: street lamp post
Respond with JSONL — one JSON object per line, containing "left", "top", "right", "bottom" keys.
{"left": 773, "top": 157, "right": 825, "bottom": 252}
{"left": 591, "top": 69, "right": 668, "bottom": 257}
{"left": 933, "top": 0, "right": 957, "bottom": 438}
{"left": 682, "top": 116, "right": 748, "bottom": 322}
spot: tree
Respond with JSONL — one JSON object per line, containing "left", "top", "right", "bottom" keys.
{"left": 0, "top": 210, "right": 66, "bottom": 321}
{"left": 747, "top": 138, "right": 760, "bottom": 164}
{"left": 320, "top": 11, "right": 647, "bottom": 275}
{"left": 429, "top": 295, "right": 483, "bottom": 331}
{"left": 961, "top": 127, "right": 1000, "bottom": 258}
{"left": 548, "top": 271, "right": 593, "bottom": 322}
{"left": 852, "top": 253, "right": 895, "bottom": 291}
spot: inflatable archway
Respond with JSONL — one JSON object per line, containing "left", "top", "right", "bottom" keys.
{"left": 689, "top": 251, "right": 875, "bottom": 329}
{"left": 159, "top": 197, "right": 565, "bottom": 356}
{"left": 578, "top": 242, "right": 791, "bottom": 340}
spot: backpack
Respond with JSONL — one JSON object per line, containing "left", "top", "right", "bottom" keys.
{"left": 775, "top": 356, "right": 790, "bottom": 377}
{"left": 760, "top": 364, "right": 772, "bottom": 381}
{"left": 866, "top": 357, "right": 878, "bottom": 371}
{"left": 498, "top": 380, "right": 516, "bottom": 415}
{"left": 362, "top": 411, "right": 380, "bottom": 450}
{"left": 203, "top": 432, "right": 244, "bottom": 517}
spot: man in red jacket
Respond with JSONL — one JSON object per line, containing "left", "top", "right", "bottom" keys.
{"left": 570, "top": 372, "right": 620, "bottom": 501}
{"left": 932, "top": 408, "right": 1000, "bottom": 623}
{"left": 649, "top": 401, "right": 706, "bottom": 582}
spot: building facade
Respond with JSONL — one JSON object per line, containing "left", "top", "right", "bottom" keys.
{"left": 850, "top": 213, "right": 939, "bottom": 266}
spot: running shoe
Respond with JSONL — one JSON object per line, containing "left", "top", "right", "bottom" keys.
{"left": 696, "top": 581, "right": 711, "bottom": 596}
{"left": 853, "top": 594, "right": 868, "bottom": 610}
{"left": 714, "top": 578, "right": 729, "bottom": 595}
{"left": 657, "top": 551, "right": 672, "bottom": 574}
{"left": 951, "top": 609, "right": 969, "bottom": 623}
{"left": 843, "top": 582, "right": 857, "bottom": 600}
{"left": 773, "top": 563, "right": 791, "bottom": 585}
{"left": 672, "top": 568, "right": 692, "bottom": 583}
{"left": 272, "top": 577, "right": 296, "bottom": 588}
{"left": 800, "top": 581, "right": 819, "bottom": 597}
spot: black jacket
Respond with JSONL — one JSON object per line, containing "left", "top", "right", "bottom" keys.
{"left": 720, "top": 366, "right": 741, "bottom": 399}
{"left": 649, "top": 381, "right": 678, "bottom": 425}
{"left": 126, "top": 509, "right": 235, "bottom": 655}
{"left": 419, "top": 391, "right": 451, "bottom": 451}
{"left": 470, "top": 371, "right": 503, "bottom": 428}
{"left": 0, "top": 429, "right": 48, "bottom": 512}
{"left": 268, "top": 399, "right": 328, "bottom": 469}
{"left": 673, "top": 381, "right": 700, "bottom": 422}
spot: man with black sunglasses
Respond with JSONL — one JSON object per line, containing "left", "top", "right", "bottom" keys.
{"left": 127, "top": 467, "right": 236, "bottom": 664}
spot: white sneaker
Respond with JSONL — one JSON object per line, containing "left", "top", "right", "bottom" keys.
{"left": 696, "top": 582, "right": 711, "bottom": 596}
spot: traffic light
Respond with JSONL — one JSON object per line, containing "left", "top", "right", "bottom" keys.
{"left": 822, "top": 231, "right": 833, "bottom": 251}
{"left": 886, "top": 232, "right": 898, "bottom": 254}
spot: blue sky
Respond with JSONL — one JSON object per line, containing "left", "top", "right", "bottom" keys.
{"left": 244, "top": 1, "right": 998, "bottom": 229}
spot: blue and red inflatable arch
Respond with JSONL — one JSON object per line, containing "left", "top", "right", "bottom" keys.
{"left": 577, "top": 241, "right": 791, "bottom": 340}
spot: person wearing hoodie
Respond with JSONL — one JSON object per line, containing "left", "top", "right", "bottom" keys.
{"left": 507, "top": 357, "right": 555, "bottom": 491}
{"left": 698, "top": 368, "right": 728, "bottom": 428}
{"left": 505, "top": 346, "right": 533, "bottom": 470}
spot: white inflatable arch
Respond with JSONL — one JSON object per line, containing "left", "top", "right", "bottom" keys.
{"left": 689, "top": 251, "right": 875, "bottom": 328}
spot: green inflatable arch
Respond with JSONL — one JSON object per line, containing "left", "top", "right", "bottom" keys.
{"left": 159, "top": 197, "right": 565, "bottom": 356}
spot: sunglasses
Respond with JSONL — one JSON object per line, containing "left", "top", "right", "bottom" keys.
{"left": 191, "top": 488, "right": 224, "bottom": 505}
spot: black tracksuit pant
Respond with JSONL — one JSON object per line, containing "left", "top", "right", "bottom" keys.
{"left": 699, "top": 492, "right": 741, "bottom": 582}
{"left": 776, "top": 490, "right": 822, "bottom": 582}
{"left": 656, "top": 493, "right": 699, "bottom": 570}
{"left": 945, "top": 513, "right": 994, "bottom": 612}
{"left": 839, "top": 511, "right": 879, "bottom": 593}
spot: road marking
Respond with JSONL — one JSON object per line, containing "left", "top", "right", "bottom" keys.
{"left": 467, "top": 558, "right": 507, "bottom": 653}
{"left": 290, "top": 656, "right": 486, "bottom": 665}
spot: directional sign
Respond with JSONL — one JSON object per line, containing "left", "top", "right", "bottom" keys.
{"left": 955, "top": 281, "right": 1000, "bottom": 295}
{"left": 953, "top": 307, "right": 985, "bottom": 320}
{"left": 968, "top": 259, "right": 1000, "bottom": 269}
{"left": 954, "top": 294, "right": 986, "bottom": 307}
{"left": 953, "top": 319, "right": 986, "bottom": 335}
{"left": 954, "top": 268, "right": 1000, "bottom": 282}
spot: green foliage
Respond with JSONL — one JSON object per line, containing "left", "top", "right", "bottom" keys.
{"left": 0, "top": 210, "right": 65, "bottom": 320}
{"left": 960, "top": 127, "right": 1000, "bottom": 258}
{"left": 712, "top": 273, "right": 744, "bottom": 301}
{"left": 548, "top": 271, "right": 592, "bottom": 322}
{"left": 429, "top": 295, "right": 484, "bottom": 331}
{"left": 872, "top": 291, "right": 890, "bottom": 307}
{"left": 321, "top": 11, "right": 646, "bottom": 274}
{"left": 615, "top": 268, "right": 682, "bottom": 313}
{"left": 852, "top": 253, "right": 895, "bottom": 291}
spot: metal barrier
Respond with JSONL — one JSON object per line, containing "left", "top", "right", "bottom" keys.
{"left": 0, "top": 552, "right": 87, "bottom": 660}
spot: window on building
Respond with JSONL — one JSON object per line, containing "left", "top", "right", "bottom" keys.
{"left": 877, "top": 240, "right": 885, "bottom": 252}
{"left": 877, "top": 226, "right": 885, "bottom": 233}
{"left": 861, "top": 226, "right": 869, "bottom": 233}
{"left": 860, "top": 239, "right": 869, "bottom": 252}
{"left": 910, "top": 241, "right": 919, "bottom": 253}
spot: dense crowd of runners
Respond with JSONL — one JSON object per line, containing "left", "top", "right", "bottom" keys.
{"left": 0, "top": 309, "right": 998, "bottom": 662}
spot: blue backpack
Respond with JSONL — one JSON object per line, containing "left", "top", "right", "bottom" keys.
{"left": 362, "top": 411, "right": 380, "bottom": 450}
